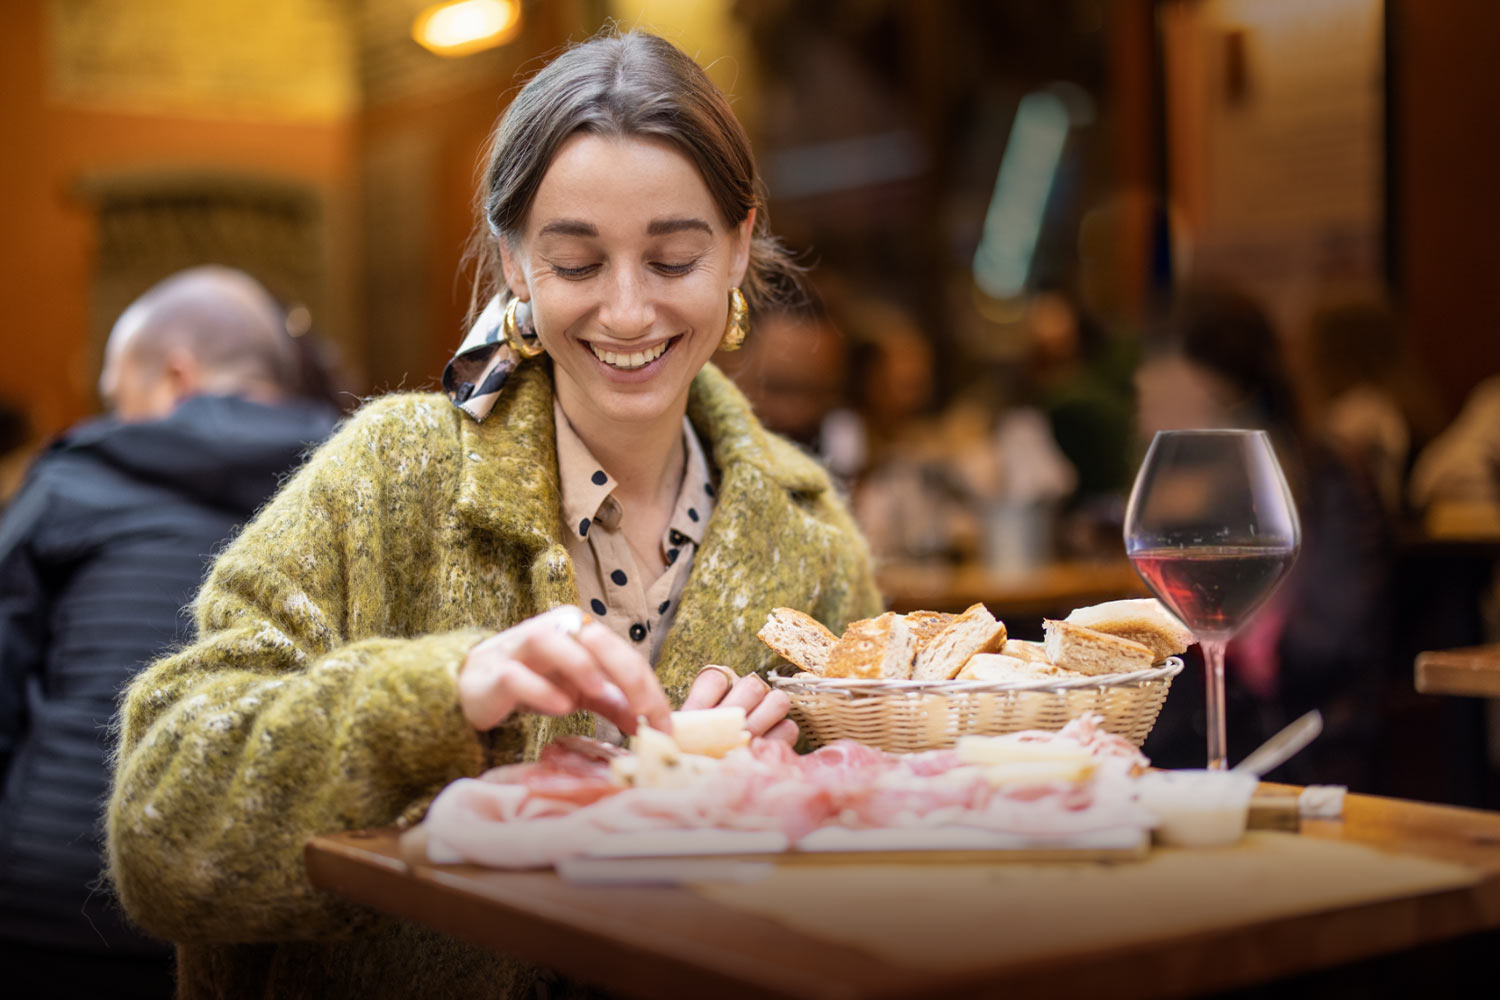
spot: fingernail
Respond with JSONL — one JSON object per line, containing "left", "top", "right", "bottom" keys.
{"left": 595, "top": 683, "right": 628, "bottom": 712}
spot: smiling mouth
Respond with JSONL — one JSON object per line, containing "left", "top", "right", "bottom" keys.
{"left": 586, "top": 337, "right": 676, "bottom": 370}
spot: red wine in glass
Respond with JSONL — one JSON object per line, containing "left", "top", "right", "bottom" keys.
{"left": 1124, "top": 430, "right": 1300, "bottom": 770}
{"left": 1129, "top": 545, "right": 1298, "bottom": 642}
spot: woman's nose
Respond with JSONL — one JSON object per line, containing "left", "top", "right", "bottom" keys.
{"left": 596, "top": 269, "right": 654, "bottom": 339}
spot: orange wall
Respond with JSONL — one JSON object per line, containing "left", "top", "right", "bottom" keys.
{"left": 359, "top": 82, "right": 517, "bottom": 392}
{"left": 355, "top": 3, "right": 576, "bottom": 391}
{"left": 0, "top": 0, "right": 358, "bottom": 438}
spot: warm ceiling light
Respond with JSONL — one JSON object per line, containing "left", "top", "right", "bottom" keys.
{"left": 412, "top": 0, "right": 522, "bottom": 58}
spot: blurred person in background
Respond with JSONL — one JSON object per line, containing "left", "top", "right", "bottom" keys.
{"left": 1407, "top": 373, "right": 1500, "bottom": 654}
{"left": 1135, "top": 282, "right": 1392, "bottom": 789}
{"left": 830, "top": 297, "right": 938, "bottom": 475}
{"left": 826, "top": 296, "right": 983, "bottom": 562}
{"left": 280, "top": 299, "right": 361, "bottom": 417}
{"left": 1408, "top": 374, "right": 1500, "bottom": 526}
{"left": 0, "top": 266, "right": 338, "bottom": 997}
{"left": 714, "top": 290, "right": 848, "bottom": 464}
{"left": 0, "top": 400, "right": 35, "bottom": 509}
{"left": 1015, "top": 285, "right": 1138, "bottom": 558}
{"left": 1020, "top": 285, "right": 1137, "bottom": 507}
{"left": 1305, "top": 295, "right": 1445, "bottom": 516}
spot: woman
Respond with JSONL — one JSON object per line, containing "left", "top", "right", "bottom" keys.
{"left": 107, "top": 31, "right": 880, "bottom": 999}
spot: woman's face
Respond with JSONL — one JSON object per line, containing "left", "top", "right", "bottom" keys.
{"left": 499, "top": 134, "right": 753, "bottom": 431}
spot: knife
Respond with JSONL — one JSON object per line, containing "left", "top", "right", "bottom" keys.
{"left": 1232, "top": 709, "right": 1323, "bottom": 778}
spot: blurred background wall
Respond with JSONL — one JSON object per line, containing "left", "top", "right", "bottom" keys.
{"left": 0, "top": 0, "right": 1496, "bottom": 437}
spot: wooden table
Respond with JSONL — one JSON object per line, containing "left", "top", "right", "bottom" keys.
{"left": 306, "top": 790, "right": 1500, "bottom": 999}
{"left": 877, "top": 559, "right": 1148, "bottom": 617}
{"left": 1416, "top": 643, "right": 1500, "bottom": 697}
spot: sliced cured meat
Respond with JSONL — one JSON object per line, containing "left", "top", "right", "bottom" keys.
{"left": 421, "top": 713, "right": 1154, "bottom": 869}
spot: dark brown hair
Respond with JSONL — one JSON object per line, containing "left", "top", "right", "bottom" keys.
{"left": 467, "top": 30, "right": 802, "bottom": 320}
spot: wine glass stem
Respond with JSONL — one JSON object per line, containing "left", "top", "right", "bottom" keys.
{"left": 1202, "top": 639, "right": 1228, "bottom": 770}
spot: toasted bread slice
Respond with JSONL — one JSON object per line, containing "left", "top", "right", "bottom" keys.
{"left": 911, "top": 603, "right": 1007, "bottom": 681}
{"left": 824, "top": 612, "right": 916, "bottom": 680}
{"left": 902, "top": 610, "right": 958, "bottom": 650}
{"left": 1042, "top": 620, "right": 1155, "bottom": 676}
{"left": 1000, "top": 638, "right": 1052, "bottom": 665}
{"left": 956, "top": 653, "right": 1067, "bottom": 684}
{"left": 1064, "top": 599, "right": 1193, "bottom": 661}
{"left": 757, "top": 608, "right": 838, "bottom": 674}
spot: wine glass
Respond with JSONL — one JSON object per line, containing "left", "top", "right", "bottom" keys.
{"left": 1123, "top": 430, "right": 1300, "bottom": 770}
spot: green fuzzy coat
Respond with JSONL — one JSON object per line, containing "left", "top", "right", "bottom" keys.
{"left": 105, "top": 361, "right": 880, "bottom": 999}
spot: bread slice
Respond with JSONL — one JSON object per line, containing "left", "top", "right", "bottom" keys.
{"left": 956, "top": 653, "right": 1067, "bottom": 684}
{"left": 824, "top": 612, "right": 916, "bottom": 680}
{"left": 1064, "top": 599, "right": 1193, "bottom": 661}
{"left": 1000, "top": 638, "right": 1052, "bottom": 665}
{"left": 757, "top": 608, "right": 838, "bottom": 674}
{"left": 903, "top": 610, "right": 958, "bottom": 650}
{"left": 1042, "top": 620, "right": 1155, "bottom": 676}
{"left": 911, "top": 603, "right": 1007, "bottom": 681}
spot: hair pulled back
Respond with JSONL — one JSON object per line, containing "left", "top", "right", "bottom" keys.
{"left": 469, "top": 30, "right": 801, "bottom": 319}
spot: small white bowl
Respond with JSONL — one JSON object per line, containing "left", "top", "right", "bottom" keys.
{"left": 1136, "top": 769, "right": 1258, "bottom": 847}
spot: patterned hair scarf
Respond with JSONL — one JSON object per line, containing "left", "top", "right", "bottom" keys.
{"left": 442, "top": 295, "right": 527, "bottom": 423}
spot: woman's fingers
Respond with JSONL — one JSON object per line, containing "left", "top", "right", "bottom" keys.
{"left": 744, "top": 688, "right": 793, "bottom": 737}
{"left": 717, "top": 673, "right": 772, "bottom": 715}
{"left": 457, "top": 608, "right": 682, "bottom": 735}
{"left": 499, "top": 663, "right": 576, "bottom": 717}
{"left": 574, "top": 622, "right": 671, "bottom": 733}
{"left": 705, "top": 673, "right": 792, "bottom": 737}
{"left": 509, "top": 628, "right": 609, "bottom": 700}
{"left": 681, "top": 664, "right": 736, "bottom": 710}
{"left": 763, "top": 718, "right": 799, "bottom": 745}
{"left": 458, "top": 654, "right": 574, "bottom": 730}
{"left": 579, "top": 682, "right": 632, "bottom": 726}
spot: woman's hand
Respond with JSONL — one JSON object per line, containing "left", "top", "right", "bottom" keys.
{"left": 458, "top": 606, "right": 672, "bottom": 735}
{"left": 680, "top": 664, "right": 798, "bottom": 745}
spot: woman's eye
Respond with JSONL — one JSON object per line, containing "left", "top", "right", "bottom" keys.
{"left": 653, "top": 260, "right": 699, "bottom": 277}
{"left": 550, "top": 263, "right": 599, "bottom": 279}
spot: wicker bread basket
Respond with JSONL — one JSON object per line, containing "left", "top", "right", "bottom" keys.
{"left": 774, "top": 657, "right": 1183, "bottom": 753}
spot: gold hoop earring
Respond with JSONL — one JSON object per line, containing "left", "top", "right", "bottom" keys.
{"left": 720, "top": 287, "right": 749, "bottom": 352}
{"left": 503, "top": 297, "right": 545, "bottom": 359}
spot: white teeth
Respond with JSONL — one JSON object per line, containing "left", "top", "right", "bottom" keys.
{"left": 589, "top": 340, "right": 668, "bottom": 369}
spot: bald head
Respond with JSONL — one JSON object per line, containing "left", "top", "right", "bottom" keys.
{"left": 100, "top": 266, "right": 297, "bottom": 421}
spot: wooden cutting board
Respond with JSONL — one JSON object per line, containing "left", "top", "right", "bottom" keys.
{"left": 550, "top": 827, "right": 1150, "bottom": 884}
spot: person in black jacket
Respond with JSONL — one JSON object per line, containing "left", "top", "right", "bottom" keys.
{"left": 0, "top": 266, "right": 339, "bottom": 997}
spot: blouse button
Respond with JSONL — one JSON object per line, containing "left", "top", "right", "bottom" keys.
{"left": 629, "top": 623, "right": 647, "bottom": 642}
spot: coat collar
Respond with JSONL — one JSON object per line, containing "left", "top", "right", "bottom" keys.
{"left": 453, "top": 359, "right": 836, "bottom": 712}
{"left": 453, "top": 360, "right": 828, "bottom": 544}
{"left": 454, "top": 360, "right": 563, "bottom": 548}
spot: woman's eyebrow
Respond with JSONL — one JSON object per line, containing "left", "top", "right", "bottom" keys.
{"left": 646, "top": 217, "right": 712, "bottom": 236}
{"left": 537, "top": 219, "right": 597, "bottom": 238}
